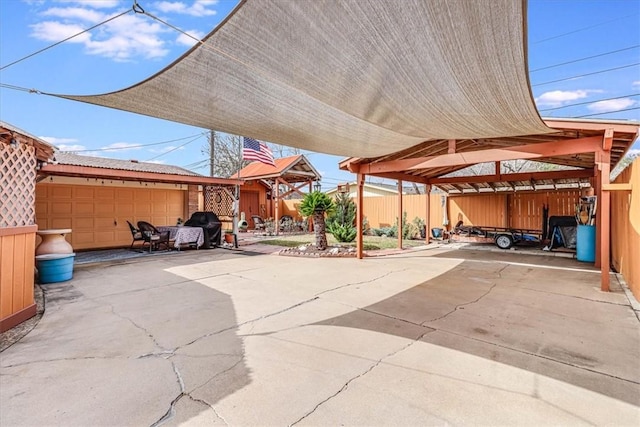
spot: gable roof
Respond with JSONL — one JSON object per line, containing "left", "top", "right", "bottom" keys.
{"left": 1, "top": 121, "right": 55, "bottom": 162}
{"left": 238, "top": 154, "right": 321, "bottom": 183}
{"left": 54, "top": 0, "right": 549, "bottom": 158}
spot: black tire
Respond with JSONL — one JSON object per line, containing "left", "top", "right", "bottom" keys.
{"left": 495, "top": 234, "right": 514, "bottom": 249}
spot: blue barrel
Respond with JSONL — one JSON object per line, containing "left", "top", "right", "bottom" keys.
{"left": 36, "top": 253, "right": 75, "bottom": 284}
{"left": 576, "top": 225, "right": 596, "bottom": 263}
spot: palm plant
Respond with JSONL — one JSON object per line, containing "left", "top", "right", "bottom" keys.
{"left": 298, "top": 191, "right": 336, "bottom": 250}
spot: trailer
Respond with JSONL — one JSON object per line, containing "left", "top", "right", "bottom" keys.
{"left": 450, "top": 224, "right": 542, "bottom": 249}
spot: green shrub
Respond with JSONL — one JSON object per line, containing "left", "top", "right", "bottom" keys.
{"left": 326, "top": 192, "right": 357, "bottom": 242}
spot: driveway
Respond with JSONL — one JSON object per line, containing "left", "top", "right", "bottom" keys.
{"left": 1, "top": 246, "right": 639, "bottom": 426}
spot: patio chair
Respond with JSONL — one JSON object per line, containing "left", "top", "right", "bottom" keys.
{"left": 279, "top": 215, "right": 294, "bottom": 232}
{"left": 127, "top": 221, "right": 145, "bottom": 250}
{"left": 137, "top": 221, "right": 170, "bottom": 252}
{"left": 252, "top": 215, "right": 266, "bottom": 231}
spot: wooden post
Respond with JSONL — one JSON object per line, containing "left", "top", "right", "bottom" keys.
{"left": 397, "top": 180, "right": 403, "bottom": 249}
{"left": 425, "top": 184, "right": 431, "bottom": 243}
{"left": 356, "top": 173, "right": 365, "bottom": 259}
{"left": 599, "top": 150, "right": 611, "bottom": 292}
{"left": 308, "top": 180, "right": 313, "bottom": 231}
{"left": 594, "top": 163, "right": 601, "bottom": 268}
{"left": 274, "top": 178, "right": 280, "bottom": 236}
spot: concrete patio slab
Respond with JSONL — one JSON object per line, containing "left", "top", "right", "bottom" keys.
{"left": 1, "top": 247, "right": 638, "bottom": 426}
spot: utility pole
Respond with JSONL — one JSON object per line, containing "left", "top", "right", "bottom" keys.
{"left": 209, "top": 130, "right": 215, "bottom": 177}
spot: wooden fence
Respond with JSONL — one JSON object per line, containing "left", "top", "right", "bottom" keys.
{"left": 281, "top": 190, "right": 582, "bottom": 232}
{"left": 611, "top": 159, "right": 639, "bottom": 301}
{"left": 0, "top": 142, "right": 38, "bottom": 332}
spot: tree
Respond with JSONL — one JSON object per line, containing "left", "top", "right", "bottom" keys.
{"left": 270, "top": 144, "right": 301, "bottom": 158}
{"left": 298, "top": 191, "right": 336, "bottom": 250}
{"left": 326, "top": 193, "right": 357, "bottom": 242}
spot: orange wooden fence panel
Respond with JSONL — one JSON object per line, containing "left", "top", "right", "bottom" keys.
{"left": 0, "top": 226, "right": 37, "bottom": 332}
{"left": 449, "top": 194, "right": 507, "bottom": 228}
{"left": 611, "top": 160, "right": 639, "bottom": 301}
{"left": 509, "top": 190, "right": 581, "bottom": 230}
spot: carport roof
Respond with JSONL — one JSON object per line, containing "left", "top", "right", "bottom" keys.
{"left": 340, "top": 118, "right": 639, "bottom": 193}
{"left": 50, "top": 0, "right": 550, "bottom": 158}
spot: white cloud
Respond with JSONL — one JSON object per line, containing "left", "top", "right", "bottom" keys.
{"left": 39, "top": 136, "right": 79, "bottom": 144}
{"left": 176, "top": 30, "right": 204, "bottom": 46}
{"left": 534, "top": 90, "right": 599, "bottom": 107}
{"left": 30, "top": 3, "right": 169, "bottom": 61}
{"left": 42, "top": 6, "right": 104, "bottom": 22}
{"left": 53, "top": 0, "right": 122, "bottom": 8}
{"left": 56, "top": 144, "right": 86, "bottom": 152}
{"left": 146, "top": 159, "right": 167, "bottom": 164}
{"left": 100, "top": 142, "right": 142, "bottom": 152}
{"left": 39, "top": 136, "right": 86, "bottom": 152}
{"left": 154, "top": 0, "right": 218, "bottom": 17}
{"left": 633, "top": 81, "right": 640, "bottom": 88}
{"left": 587, "top": 98, "right": 637, "bottom": 113}
{"left": 30, "top": 21, "right": 91, "bottom": 43}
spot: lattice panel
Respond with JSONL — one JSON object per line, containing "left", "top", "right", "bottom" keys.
{"left": 204, "top": 186, "right": 235, "bottom": 217}
{"left": 0, "top": 143, "right": 37, "bottom": 227}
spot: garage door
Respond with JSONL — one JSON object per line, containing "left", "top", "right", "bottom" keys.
{"left": 36, "top": 183, "right": 186, "bottom": 250}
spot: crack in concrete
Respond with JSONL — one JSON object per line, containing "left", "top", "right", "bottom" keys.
{"left": 150, "top": 360, "right": 186, "bottom": 427}
{"left": 1, "top": 356, "right": 116, "bottom": 369}
{"left": 422, "top": 282, "right": 498, "bottom": 325}
{"left": 518, "top": 286, "right": 630, "bottom": 307}
{"left": 290, "top": 328, "right": 434, "bottom": 426}
{"left": 190, "top": 357, "right": 245, "bottom": 395}
{"left": 177, "top": 297, "right": 320, "bottom": 351}
{"left": 187, "top": 395, "right": 229, "bottom": 426}
{"left": 439, "top": 329, "right": 640, "bottom": 386}
{"left": 314, "top": 269, "right": 409, "bottom": 297}
{"left": 105, "top": 304, "right": 171, "bottom": 354}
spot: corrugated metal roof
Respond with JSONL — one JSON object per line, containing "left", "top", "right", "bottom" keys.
{"left": 53, "top": 152, "right": 200, "bottom": 177}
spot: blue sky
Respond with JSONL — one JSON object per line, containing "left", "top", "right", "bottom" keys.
{"left": 1, "top": 0, "right": 639, "bottom": 190}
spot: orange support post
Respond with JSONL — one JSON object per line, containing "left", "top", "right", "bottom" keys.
{"left": 397, "top": 180, "right": 403, "bottom": 249}
{"left": 425, "top": 184, "right": 431, "bottom": 244}
{"left": 599, "top": 150, "right": 611, "bottom": 292}
{"left": 356, "top": 173, "right": 365, "bottom": 259}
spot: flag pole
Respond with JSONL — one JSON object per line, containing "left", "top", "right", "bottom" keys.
{"left": 233, "top": 135, "right": 241, "bottom": 247}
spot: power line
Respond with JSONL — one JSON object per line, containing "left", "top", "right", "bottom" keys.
{"left": 530, "top": 45, "right": 640, "bottom": 73}
{"left": 533, "top": 13, "right": 640, "bottom": 44}
{"left": 145, "top": 134, "right": 203, "bottom": 161}
{"left": 538, "top": 93, "right": 640, "bottom": 112}
{"left": 532, "top": 62, "right": 640, "bottom": 87}
{"left": 0, "top": 8, "right": 133, "bottom": 71}
{"left": 60, "top": 133, "right": 205, "bottom": 153}
{"left": 573, "top": 107, "right": 640, "bottom": 118}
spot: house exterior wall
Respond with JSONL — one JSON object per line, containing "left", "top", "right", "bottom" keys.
{"left": 0, "top": 143, "right": 38, "bottom": 332}
{"left": 240, "top": 182, "right": 268, "bottom": 228}
{"left": 35, "top": 178, "right": 187, "bottom": 250}
{"left": 611, "top": 160, "right": 639, "bottom": 301}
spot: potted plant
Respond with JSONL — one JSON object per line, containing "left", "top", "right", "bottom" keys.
{"left": 224, "top": 229, "right": 235, "bottom": 244}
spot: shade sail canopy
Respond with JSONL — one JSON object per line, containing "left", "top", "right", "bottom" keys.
{"left": 55, "top": 0, "right": 550, "bottom": 158}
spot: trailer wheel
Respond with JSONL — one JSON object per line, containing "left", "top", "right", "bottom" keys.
{"left": 495, "top": 234, "right": 513, "bottom": 249}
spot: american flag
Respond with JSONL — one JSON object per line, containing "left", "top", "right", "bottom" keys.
{"left": 242, "top": 137, "right": 275, "bottom": 166}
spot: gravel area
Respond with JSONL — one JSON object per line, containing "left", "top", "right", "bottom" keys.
{"left": 0, "top": 284, "right": 45, "bottom": 352}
